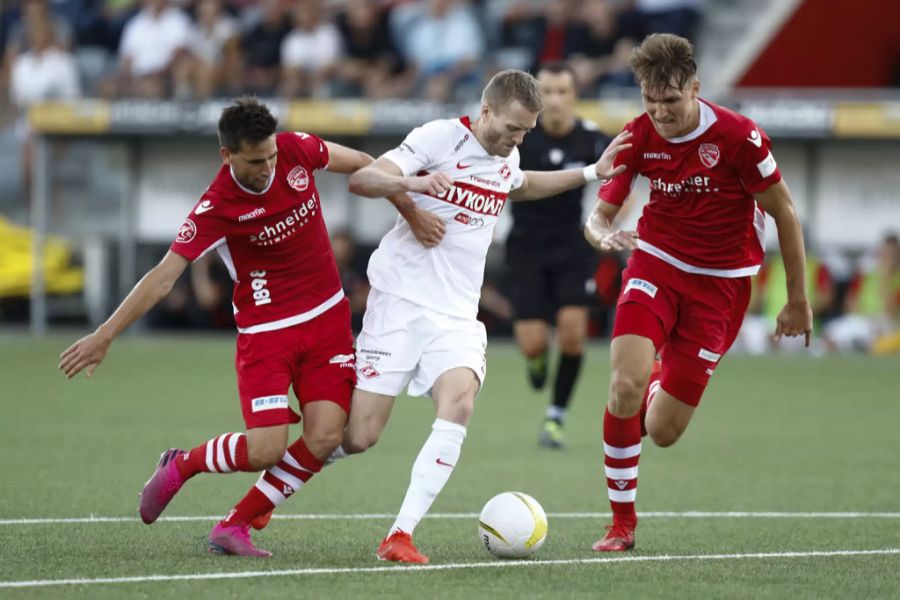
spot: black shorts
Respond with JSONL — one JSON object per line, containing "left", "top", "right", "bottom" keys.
{"left": 504, "top": 229, "right": 598, "bottom": 321}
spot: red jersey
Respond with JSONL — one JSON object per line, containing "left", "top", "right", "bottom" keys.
{"left": 170, "top": 131, "right": 343, "bottom": 333}
{"left": 600, "top": 99, "right": 782, "bottom": 277}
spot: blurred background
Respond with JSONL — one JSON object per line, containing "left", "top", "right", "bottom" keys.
{"left": 0, "top": 0, "right": 898, "bottom": 356}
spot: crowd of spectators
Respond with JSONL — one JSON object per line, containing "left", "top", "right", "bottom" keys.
{"left": 1, "top": 0, "right": 703, "bottom": 108}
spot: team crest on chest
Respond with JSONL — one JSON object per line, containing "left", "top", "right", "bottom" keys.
{"left": 698, "top": 143, "right": 720, "bottom": 169}
{"left": 499, "top": 163, "right": 512, "bottom": 181}
{"left": 287, "top": 166, "right": 309, "bottom": 191}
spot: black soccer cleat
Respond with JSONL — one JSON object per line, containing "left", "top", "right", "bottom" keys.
{"left": 526, "top": 351, "right": 549, "bottom": 390}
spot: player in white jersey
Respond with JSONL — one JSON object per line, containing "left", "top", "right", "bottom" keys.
{"left": 332, "top": 70, "right": 632, "bottom": 563}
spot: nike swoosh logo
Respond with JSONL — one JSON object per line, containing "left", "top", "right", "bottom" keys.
{"left": 747, "top": 129, "right": 762, "bottom": 148}
{"left": 195, "top": 201, "right": 214, "bottom": 215}
{"left": 456, "top": 161, "right": 472, "bottom": 169}
{"left": 436, "top": 458, "right": 455, "bottom": 468}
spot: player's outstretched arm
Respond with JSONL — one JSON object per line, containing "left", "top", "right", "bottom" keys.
{"left": 755, "top": 179, "right": 813, "bottom": 346}
{"left": 59, "top": 251, "right": 189, "bottom": 378}
{"left": 584, "top": 199, "right": 638, "bottom": 252}
{"left": 510, "top": 131, "right": 632, "bottom": 201}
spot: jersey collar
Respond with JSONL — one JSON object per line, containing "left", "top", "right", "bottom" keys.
{"left": 665, "top": 100, "right": 717, "bottom": 144}
{"left": 230, "top": 166, "right": 275, "bottom": 196}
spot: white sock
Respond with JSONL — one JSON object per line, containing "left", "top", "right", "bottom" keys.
{"left": 545, "top": 405, "right": 566, "bottom": 422}
{"left": 389, "top": 418, "right": 467, "bottom": 536}
{"left": 324, "top": 445, "right": 349, "bottom": 467}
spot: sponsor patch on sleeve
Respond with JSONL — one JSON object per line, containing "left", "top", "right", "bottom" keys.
{"left": 756, "top": 151, "right": 777, "bottom": 178}
{"left": 624, "top": 278, "right": 658, "bottom": 298}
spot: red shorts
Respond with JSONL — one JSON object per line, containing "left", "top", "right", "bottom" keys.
{"left": 612, "top": 251, "right": 751, "bottom": 402}
{"left": 235, "top": 298, "right": 356, "bottom": 429}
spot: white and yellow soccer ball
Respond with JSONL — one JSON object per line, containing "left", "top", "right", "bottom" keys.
{"left": 478, "top": 491, "right": 548, "bottom": 558}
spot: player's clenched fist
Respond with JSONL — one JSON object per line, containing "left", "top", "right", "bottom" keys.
{"left": 406, "top": 207, "right": 446, "bottom": 248}
{"left": 584, "top": 209, "right": 638, "bottom": 252}
{"left": 590, "top": 131, "right": 633, "bottom": 180}
{"left": 406, "top": 172, "right": 453, "bottom": 196}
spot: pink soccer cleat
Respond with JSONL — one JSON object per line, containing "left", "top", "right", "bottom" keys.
{"left": 138, "top": 449, "right": 187, "bottom": 524}
{"left": 208, "top": 521, "right": 272, "bottom": 557}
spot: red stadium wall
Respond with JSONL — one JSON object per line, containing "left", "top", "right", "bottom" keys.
{"left": 737, "top": 0, "right": 900, "bottom": 88}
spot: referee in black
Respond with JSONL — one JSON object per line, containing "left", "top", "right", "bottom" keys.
{"left": 505, "top": 62, "right": 611, "bottom": 449}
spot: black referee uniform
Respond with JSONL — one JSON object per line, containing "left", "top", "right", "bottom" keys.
{"left": 506, "top": 118, "right": 611, "bottom": 320}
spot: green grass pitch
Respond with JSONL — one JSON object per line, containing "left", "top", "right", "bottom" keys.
{"left": 0, "top": 334, "right": 898, "bottom": 598}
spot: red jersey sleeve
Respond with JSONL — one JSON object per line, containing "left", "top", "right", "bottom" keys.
{"left": 279, "top": 131, "right": 330, "bottom": 171}
{"left": 597, "top": 122, "right": 638, "bottom": 206}
{"left": 732, "top": 122, "right": 782, "bottom": 195}
{"left": 169, "top": 202, "right": 228, "bottom": 262}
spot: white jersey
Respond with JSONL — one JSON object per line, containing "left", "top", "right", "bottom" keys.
{"left": 368, "top": 117, "right": 525, "bottom": 319}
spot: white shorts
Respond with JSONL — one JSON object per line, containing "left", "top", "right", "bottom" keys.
{"left": 355, "top": 288, "right": 488, "bottom": 397}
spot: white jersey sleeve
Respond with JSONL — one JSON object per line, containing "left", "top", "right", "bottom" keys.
{"left": 507, "top": 149, "right": 525, "bottom": 190}
{"left": 382, "top": 120, "right": 453, "bottom": 176}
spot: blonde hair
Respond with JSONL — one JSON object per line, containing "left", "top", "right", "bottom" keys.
{"left": 629, "top": 33, "right": 697, "bottom": 94}
{"left": 481, "top": 69, "right": 544, "bottom": 113}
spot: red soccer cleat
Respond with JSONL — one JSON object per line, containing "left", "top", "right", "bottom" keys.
{"left": 376, "top": 530, "right": 430, "bottom": 564}
{"left": 250, "top": 510, "right": 273, "bottom": 530}
{"left": 138, "top": 449, "right": 187, "bottom": 524}
{"left": 207, "top": 521, "right": 272, "bottom": 557}
{"left": 592, "top": 521, "right": 636, "bottom": 552}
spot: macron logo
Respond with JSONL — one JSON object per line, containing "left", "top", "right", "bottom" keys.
{"left": 747, "top": 129, "right": 762, "bottom": 148}
{"left": 195, "top": 200, "right": 214, "bottom": 215}
{"left": 238, "top": 207, "right": 266, "bottom": 222}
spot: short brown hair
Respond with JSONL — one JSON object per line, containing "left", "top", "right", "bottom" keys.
{"left": 482, "top": 69, "right": 543, "bottom": 113}
{"left": 218, "top": 97, "right": 277, "bottom": 152}
{"left": 628, "top": 33, "right": 697, "bottom": 94}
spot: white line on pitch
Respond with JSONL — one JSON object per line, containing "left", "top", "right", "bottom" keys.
{"left": 1, "top": 548, "right": 898, "bottom": 589}
{"left": 2, "top": 511, "right": 900, "bottom": 526}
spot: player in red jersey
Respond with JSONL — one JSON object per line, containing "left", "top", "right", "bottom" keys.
{"left": 583, "top": 34, "right": 813, "bottom": 552}
{"left": 58, "top": 98, "right": 443, "bottom": 557}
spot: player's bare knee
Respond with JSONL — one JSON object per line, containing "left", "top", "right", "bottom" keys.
{"left": 343, "top": 427, "right": 378, "bottom": 455}
{"left": 247, "top": 442, "right": 285, "bottom": 470}
{"left": 647, "top": 422, "right": 681, "bottom": 448}
{"left": 305, "top": 427, "right": 344, "bottom": 456}
{"left": 444, "top": 390, "right": 476, "bottom": 425}
{"left": 608, "top": 373, "right": 645, "bottom": 417}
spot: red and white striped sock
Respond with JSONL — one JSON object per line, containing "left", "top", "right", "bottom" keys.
{"left": 603, "top": 408, "right": 641, "bottom": 527}
{"left": 226, "top": 437, "right": 323, "bottom": 525}
{"left": 176, "top": 432, "right": 252, "bottom": 479}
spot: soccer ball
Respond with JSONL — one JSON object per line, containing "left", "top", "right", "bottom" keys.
{"left": 478, "top": 491, "right": 548, "bottom": 558}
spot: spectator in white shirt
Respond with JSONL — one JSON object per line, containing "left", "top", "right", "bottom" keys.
{"left": 392, "top": 0, "right": 484, "bottom": 101}
{"left": 184, "top": 0, "right": 240, "bottom": 98}
{"left": 109, "top": 0, "right": 191, "bottom": 97}
{"left": 279, "top": 0, "right": 342, "bottom": 98}
{"left": 9, "top": 16, "right": 80, "bottom": 207}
